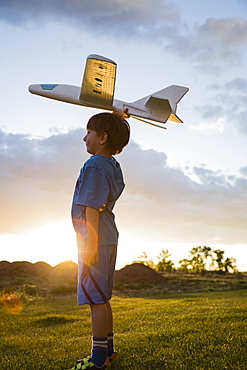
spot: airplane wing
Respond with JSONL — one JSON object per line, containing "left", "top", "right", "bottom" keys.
{"left": 80, "top": 54, "right": 117, "bottom": 109}
{"left": 29, "top": 54, "right": 117, "bottom": 110}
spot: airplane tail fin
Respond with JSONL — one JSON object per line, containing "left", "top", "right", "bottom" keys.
{"left": 133, "top": 85, "right": 188, "bottom": 106}
{"left": 168, "top": 113, "right": 183, "bottom": 123}
{"left": 128, "top": 85, "right": 188, "bottom": 124}
{"left": 146, "top": 85, "right": 189, "bottom": 109}
{"left": 164, "top": 85, "right": 189, "bottom": 123}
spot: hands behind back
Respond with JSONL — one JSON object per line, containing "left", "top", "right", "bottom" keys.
{"left": 84, "top": 206, "right": 100, "bottom": 267}
{"left": 84, "top": 243, "right": 99, "bottom": 267}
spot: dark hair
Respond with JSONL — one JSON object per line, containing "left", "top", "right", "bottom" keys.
{"left": 87, "top": 112, "right": 130, "bottom": 155}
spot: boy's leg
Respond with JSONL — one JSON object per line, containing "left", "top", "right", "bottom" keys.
{"left": 75, "top": 244, "right": 117, "bottom": 368}
{"left": 90, "top": 303, "right": 108, "bottom": 368}
{"left": 90, "top": 301, "right": 113, "bottom": 336}
{"left": 90, "top": 303, "right": 108, "bottom": 337}
{"left": 106, "top": 301, "right": 116, "bottom": 359}
{"left": 106, "top": 301, "right": 113, "bottom": 333}
{"left": 90, "top": 301, "right": 116, "bottom": 366}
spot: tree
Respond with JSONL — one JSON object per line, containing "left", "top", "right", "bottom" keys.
{"left": 202, "top": 246, "right": 214, "bottom": 270}
{"left": 156, "top": 249, "right": 174, "bottom": 272}
{"left": 189, "top": 246, "right": 206, "bottom": 273}
{"left": 177, "top": 258, "right": 193, "bottom": 273}
{"left": 132, "top": 252, "right": 155, "bottom": 269}
{"left": 223, "top": 257, "right": 237, "bottom": 273}
{"left": 213, "top": 249, "right": 225, "bottom": 271}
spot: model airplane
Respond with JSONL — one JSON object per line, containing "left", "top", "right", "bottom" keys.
{"left": 29, "top": 54, "right": 189, "bottom": 129}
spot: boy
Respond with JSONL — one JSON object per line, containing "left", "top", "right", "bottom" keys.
{"left": 70, "top": 112, "right": 130, "bottom": 369}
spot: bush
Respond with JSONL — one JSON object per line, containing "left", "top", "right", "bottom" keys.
{"left": 51, "top": 284, "right": 77, "bottom": 295}
{"left": 22, "top": 284, "right": 39, "bottom": 297}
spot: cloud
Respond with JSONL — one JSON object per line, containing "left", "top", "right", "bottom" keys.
{"left": 225, "top": 77, "right": 247, "bottom": 91}
{"left": 0, "top": 128, "right": 87, "bottom": 233}
{"left": 191, "top": 77, "right": 247, "bottom": 135}
{"left": 120, "top": 142, "right": 247, "bottom": 244}
{"left": 240, "top": 166, "right": 247, "bottom": 176}
{"left": 189, "top": 118, "right": 225, "bottom": 135}
{"left": 167, "top": 17, "right": 247, "bottom": 66}
{"left": 1, "top": 1, "right": 246, "bottom": 68}
{"left": 0, "top": 0, "right": 180, "bottom": 38}
{"left": 222, "top": 78, "right": 247, "bottom": 134}
{"left": 1, "top": 128, "right": 247, "bottom": 245}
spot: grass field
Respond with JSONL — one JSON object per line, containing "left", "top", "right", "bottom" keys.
{"left": 1, "top": 290, "right": 247, "bottom": 370}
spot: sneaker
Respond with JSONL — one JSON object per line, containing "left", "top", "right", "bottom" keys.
{"left": 109, "top": 352, "right": 118, "bottom": 363}
{"left": 68, "top": 357, "right": 110, "bottom": 370}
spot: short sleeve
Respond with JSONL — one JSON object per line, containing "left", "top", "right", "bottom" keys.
{"left": 76, "top": 166, "right": 110, "bottom": 210}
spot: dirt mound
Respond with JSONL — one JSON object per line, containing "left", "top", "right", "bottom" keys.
{"left": 115, "top": 263, "right": 166, "bottom": 283}
{"left": 49, "top": 261, "right": 77, "bottom": 279}
{"left": 0, "top": 261, "right": 165, "bottom": 288}
{"left": 0, "top": 261, "right": 77, "bottom": 280}
{"left": 0, "top": 260, "right": 52, "bottom": 277}
{"left": 33, "top": 261, "right": 53, "bottom": 275}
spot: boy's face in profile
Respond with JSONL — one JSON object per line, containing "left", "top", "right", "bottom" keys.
{"left": 83, "top": 129, "right": 107, "bottom": 155}
{"left": 83, "top": 128, "right": 111, "bottom": 157}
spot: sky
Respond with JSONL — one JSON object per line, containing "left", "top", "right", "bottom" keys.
{"left": 0, "top": 0, "right": 247, "bottom": 271}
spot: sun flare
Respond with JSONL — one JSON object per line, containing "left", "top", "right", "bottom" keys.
{"left": 0, "top": 222, "right": 77, "bottom": 267}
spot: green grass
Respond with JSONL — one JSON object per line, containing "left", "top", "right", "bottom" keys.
{"left": 1, "top": 290, "right": 247, "bottom": 369}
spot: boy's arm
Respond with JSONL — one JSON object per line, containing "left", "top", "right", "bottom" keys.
{"left": 84, "top": 206, "right": 100, "bottom": 267}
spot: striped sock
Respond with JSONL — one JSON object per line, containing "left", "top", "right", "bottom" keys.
{"left": 91, "top": 337, "right": 108, "bottom": 368}
{"left": 107, "top": 332, "right": 114, "bottom": 357}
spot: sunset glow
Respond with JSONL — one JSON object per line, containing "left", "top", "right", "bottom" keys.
{"left": 1, "top": 0, "right": 247, "bottom": 272}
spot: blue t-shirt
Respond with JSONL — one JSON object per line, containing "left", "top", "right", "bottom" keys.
{"left": 71, "top": 155, "right": 125, "bottom": 246}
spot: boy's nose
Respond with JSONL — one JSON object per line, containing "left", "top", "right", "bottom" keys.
{"left": 83, "top": 135, "right": 86, "bottom": 142}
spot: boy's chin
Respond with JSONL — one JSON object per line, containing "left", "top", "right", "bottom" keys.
{"left": 87, "top": 149, "right": 95, "bottom": 155}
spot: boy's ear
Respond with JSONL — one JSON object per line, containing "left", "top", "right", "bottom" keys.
{"left": 100, "top": 132, "right": 108, "bottom": 145}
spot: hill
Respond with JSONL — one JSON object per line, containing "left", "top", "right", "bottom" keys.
{"left": 115, "top": 263, "right": 166, "bottom": 283}
{"left": 0, "top": 260, "right": 247, "bottom": 297}
{"left": 0, "top": 260, "right": 53, "bottom": 277}
{"left": 0, "top": 260, "right": 78, "bottom": 295}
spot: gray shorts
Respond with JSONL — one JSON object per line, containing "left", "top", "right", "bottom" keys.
{"left": 77, "top": 237, "right": 117, "bottom": 305}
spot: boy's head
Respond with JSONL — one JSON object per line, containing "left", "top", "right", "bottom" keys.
{"left": 87, "top": 112, "right": 130, "bottom": 155}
